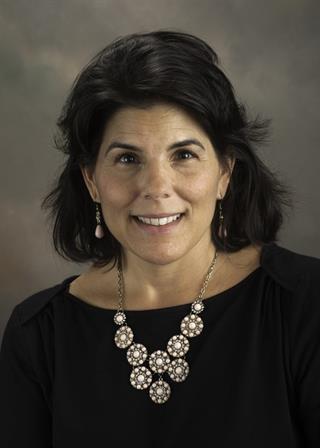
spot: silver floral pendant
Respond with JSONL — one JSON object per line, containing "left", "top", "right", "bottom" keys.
{"left": 180, "top": 313, "right": 204, "bottom": 337}
{"left": 114, "top": 311, "right": 126, "bottom": 325}
{"left": 127, "top": 343, "right": 148, "bottom": 366}
{"left": 167, "top": 358, "right": 189, "bottom": 382}
{"left": 149, "top": 379, "right": 171, "bottom": 404}
{"left": 167, "top": 334, "right": 190, "bottom": 357}
{"left": 114, "top": 325, "right": 134, "bottom": 348}
{"left": 149, "top": 350, "right": 171, "bottom": 373}
{"left": 130, "top": 366, "right": 153, "bottom": 389}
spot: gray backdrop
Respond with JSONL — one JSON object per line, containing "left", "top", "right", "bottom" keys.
{"left": 1, "top": 0, "right": 319, "bottom": 341}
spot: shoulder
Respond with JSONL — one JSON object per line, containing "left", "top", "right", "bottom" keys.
{"left": 264, "top": 245, "right": 320, "bottom": 394}
{"left": 9, "top": 275, "right": 79, "bottom": 327}
{"left": 260, "top": 242, "right": 320, "bottom": 292}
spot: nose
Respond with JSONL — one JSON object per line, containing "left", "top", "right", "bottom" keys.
{"left": 139, "top": 160, "right": 172, "bottom": 200}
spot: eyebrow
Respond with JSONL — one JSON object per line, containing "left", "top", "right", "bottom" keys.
{"left": 104, "top": 138, "right": 205, "bottom": 155}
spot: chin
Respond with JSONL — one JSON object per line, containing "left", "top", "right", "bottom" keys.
{"left": 128, "top": 246, "right": 187, "bottom": 266}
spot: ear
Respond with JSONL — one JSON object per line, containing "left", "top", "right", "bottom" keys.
{"left": 80, "top": 164, "right": 101, "bottom": 203}
{"left": 217, "top": 156, "right": 235, "bottom": 199}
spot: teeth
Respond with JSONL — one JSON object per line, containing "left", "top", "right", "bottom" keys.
{"left": 136, "top": 214, "right": 181, "bottom": 226}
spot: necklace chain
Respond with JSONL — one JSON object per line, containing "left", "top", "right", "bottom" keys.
{"left": 113, "top": 250, "right": 219, "bottom": 404}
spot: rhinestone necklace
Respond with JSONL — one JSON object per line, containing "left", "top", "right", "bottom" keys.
{"left": 113, "top": 250, "right": 218, "bottom": 404}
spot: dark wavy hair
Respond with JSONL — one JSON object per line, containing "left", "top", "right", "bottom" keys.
{"left": 41, "top": 29, "right": 294, "bottom": 269}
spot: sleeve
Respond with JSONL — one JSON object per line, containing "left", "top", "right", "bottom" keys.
{"left": 289, "top": 266, "right": 320, "bottom": 447}
{"left": 0, "top": 305, "right": 52, "bottom": 447}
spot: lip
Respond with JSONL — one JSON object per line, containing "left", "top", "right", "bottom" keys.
{"left": 131, "top": 214, "right": 184, "bottom": 234}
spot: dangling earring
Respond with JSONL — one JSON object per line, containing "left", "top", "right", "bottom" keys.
{"left": 218, "top": 197, "right": 227, "bottom": 239}
{"left": 95, "top": 202, "right": 105, "bottom": 239}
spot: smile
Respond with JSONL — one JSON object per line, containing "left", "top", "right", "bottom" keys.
{"left": 135, "top": 213, "right": 181, "bottom": 226}
{"left": 132, "top": 213, "right": 185, "bottom": 234}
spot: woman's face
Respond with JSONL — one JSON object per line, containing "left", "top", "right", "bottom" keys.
{"left": 82, "top": 102, "right": 234, "bottom": 265}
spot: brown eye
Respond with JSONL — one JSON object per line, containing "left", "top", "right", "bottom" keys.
{"left": 114, "top": 150, "right": 197, "bottom": 165}
{"left": 175, "top": 150, "right": 197, "bottom": 160}
{"left": 115, "top": 153, "right": 138, "bottom": 164}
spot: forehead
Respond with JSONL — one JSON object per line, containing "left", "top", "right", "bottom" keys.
{"left": 101, "top": 102, "right": 210, "bottom": 141}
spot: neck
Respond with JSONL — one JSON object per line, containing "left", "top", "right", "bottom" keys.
{"left": 119, "top": 238, "right": 223, "bottom": 309}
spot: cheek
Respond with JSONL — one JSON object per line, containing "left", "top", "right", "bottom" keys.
{"left": 97, "top": 176, "right": 132, "bottom": 207}
{"left": 184, "top": 172, "right": 217, "bottom": 202}
{"left": 184, "top": 174, "right": 218, "bottom": 222}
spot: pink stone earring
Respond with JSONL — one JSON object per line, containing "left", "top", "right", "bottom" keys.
{"left": 95, "top": 202, "right": 105, "bottom": 239}
{"left": 218, "top": 194, "right": 227, "bottom": 238}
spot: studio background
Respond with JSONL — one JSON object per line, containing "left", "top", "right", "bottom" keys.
{"left": 1, "top": 0, "right": 319, "bottom": 342}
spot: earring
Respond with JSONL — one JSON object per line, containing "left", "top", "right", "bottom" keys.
{"left": 95, "top": 202, "right": 105, "bottom": 239}
{"left": 218, "top": 199, "right": 227, "bottom": 239}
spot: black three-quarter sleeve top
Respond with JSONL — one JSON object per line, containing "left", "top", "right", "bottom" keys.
{"left": 1, "top": 242, "right": 320, "bottom": 447}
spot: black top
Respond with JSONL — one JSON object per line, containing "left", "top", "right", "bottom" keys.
{"left": 1, "top": 242, "right": 320, "bottom": 447}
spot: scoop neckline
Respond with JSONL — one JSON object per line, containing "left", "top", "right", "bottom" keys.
{"left": 63, "top": 265, "right": 263, "bottom": 315}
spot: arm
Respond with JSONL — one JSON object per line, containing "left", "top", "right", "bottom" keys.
{"left": 289, "top": 268, "right": 320, "bottom": 447}
{"left": 0, "top": 306, "right": 52, "bottom": 447}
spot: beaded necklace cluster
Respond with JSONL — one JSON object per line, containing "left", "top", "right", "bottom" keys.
{"left": 113, "top": 251, "right": 218, "bottom": 404}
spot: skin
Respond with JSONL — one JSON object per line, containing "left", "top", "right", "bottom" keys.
{"left": 79, "top": 102, "right": 259, "bottom": 310}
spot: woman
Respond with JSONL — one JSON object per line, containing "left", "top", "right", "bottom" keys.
{"left": 1, "top": 30, "right": 319, "bottom": 447}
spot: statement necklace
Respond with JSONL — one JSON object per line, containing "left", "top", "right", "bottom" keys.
{"left": 113, "top": 251, "right": 218, "bottom": 404}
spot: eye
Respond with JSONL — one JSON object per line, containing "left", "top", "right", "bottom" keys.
{"left": 114, "top": 149, "right": 197, "bottom": 165}
{"left": 175, "top": 149, "right": 197, "bottom": 160}
{"left": 115, "top": 153, "right": 138, "bottom": 165}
